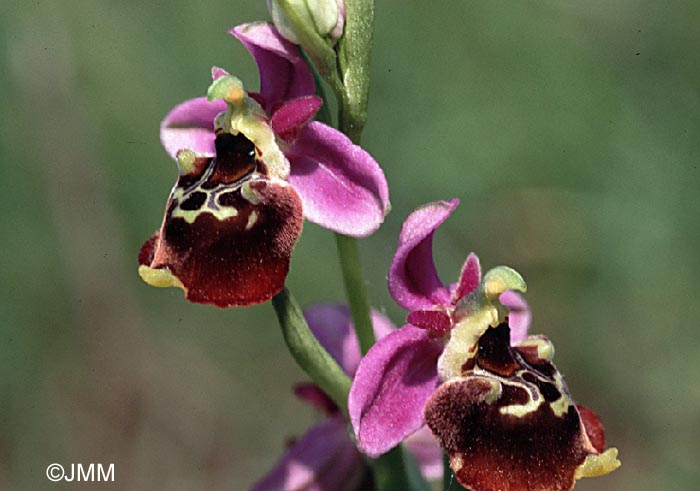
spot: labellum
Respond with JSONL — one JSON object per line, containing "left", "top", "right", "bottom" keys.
{"left": 424, "top": 322, "right": 620, "bottom": 491}
{"left": 139, "top": 130, "right": 302, "bottom": 307}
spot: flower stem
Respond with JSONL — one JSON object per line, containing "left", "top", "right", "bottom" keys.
{"left": 272, "top": 288, "right": 351, "bottom": 416}
{"left": 337, "top": 0, "right": 374, "bottom": 144}
{"left": 330, "top": 0, "right": 376, "bottom": 355}
{"left": 335, "top": 233, "right": 375, "bottom": 354}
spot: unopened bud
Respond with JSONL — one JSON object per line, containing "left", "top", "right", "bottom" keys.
{"left": 268, "top": 0, "right": 344, "bottom": 44}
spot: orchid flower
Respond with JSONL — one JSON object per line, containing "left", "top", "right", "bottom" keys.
{"left": 252, "top": 304, "right": 441, "bottom": 491}
{"left": 348, "top": 200, "right": 620, "bottom": 491}
{"left": 139, "top": 23, "right": 389, "bottom": 307}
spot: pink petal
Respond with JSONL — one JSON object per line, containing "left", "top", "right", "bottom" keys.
{"left": 499, "top": 290, "right": 531, "bottom": 343}
{"left": 304, "top": 304, "right": 395, "bottom": 376}
{"left": 271, "top": 96, "right": 323, "bottom": 143}
{"left": 452, "top": 252, "right": 481, "bottom": 303}
{"left": 287, "top": 122, "right": 389, "bottom": 237}
{"left": 231, "top": 22, "right": 315, "bottom": 113}
{"left": 160, "top": 97, "right": 225, "bottom": 159}
{"left": 406, "top": 310, "right": 451, "bottom": 338}
{"left": 388, "top": 200, "right": 458, "bottom": 311}
{"left": 251, "top": 416, "right": 365, "bottom": 491}
{"left": 348, "top": 325, "right": 442, "bottom": 458}
{"left": 404, "top": 425, "right": 444, "bottom": 481}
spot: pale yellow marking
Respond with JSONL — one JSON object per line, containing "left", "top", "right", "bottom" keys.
{"left": 237, "top": 113, "right": 290, "bottom": 179}
{"left": 176, "top": 149, "right": 197, "bottom": 175}
{"left": 549, "top": 396, "right": 571, "bottom": 417}
{"left": 448, "top": 375, "right": 502, "bottom": 406}
{"left": 438, "top": 309, "right": 498, "bottom": 381}
{"left": 241, "top": 181, "right": 261, "bottom": 204}
{"left": 548, "top": 394, "right": 571, "bottom": 417}
{"left": 498, "top": 387, "right": 543, "bottom": 417}
{"left": 515, "top": 336, "right": 555, "bottom": 361}
{"left": 171, "top": 205, "right": 238, "bottom": 224}
{"left": 138, "top": 265, "right": 184, "bottom": 290}
{"left": 574, "top": 448, "right": 621, "bottom": 479}
{"left": 549, "top": 372, "right": 571, "bottom": 417}
{"left": 480, "top": 376, "right": 502, "bottom": 404}
{"left": 245, "top": 210, "right": 258, "bottom": 230}
{"left": 170, "top": 186, "right": 239, "bottom": 224}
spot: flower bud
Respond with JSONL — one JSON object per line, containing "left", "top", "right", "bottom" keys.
{"left": 267, "top": 0, "right": 344, "bottom": 45}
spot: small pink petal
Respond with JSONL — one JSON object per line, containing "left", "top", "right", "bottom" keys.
{"left": 251, "top": 416, "right": 365, "bottom": 491}
{"left": 231, "top": 22, "right": 315, "bottom": 113}
{"left": 160, "top": 97, "right": 225, "bottom": 159}
{"left": 348, "top": 325, "right": 442, "bottom": 458}
{"left": 499, "top": 290, "right": 531, "bottom": 343}
{"left": 211, "top": 66, "right": 230, "bottom": 80}
{"left": 404, "top": 425, "right": 443, "bottom": 481}
{"left": 406, "top": 310, "right": 452, "bottom": 338}
{"left": 271, "top": 96, "right": 323, "bottom": 143}
{"left": 287, "top": 122, "right": 389, "bottom": 237}
{"left": 388, "top": 200, "right": 458, "bottom": 311}
{"left": 452, "top": 252, "right": 481, "bottom": 303}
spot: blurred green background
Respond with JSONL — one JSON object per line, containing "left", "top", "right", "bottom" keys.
{"left": 2, "top": 0, "right": 699, "bottom": 489}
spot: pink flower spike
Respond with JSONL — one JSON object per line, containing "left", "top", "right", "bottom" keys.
{"left": 388, "top": 199, "right": 458, "bottom": 311}
{"left": 499, "top": 290, "right": 532, "bottom": 343}
{"left": 231, "top": 22, "right": 315, "bottom": 113}
{"left": 287, "top": 122, "right": 390, "bottom": 237}
{"left": 348, "top": 325, "right": 442, "bottom": 457}
{"left": 160, "top": 97, "right": 225, "bottom": 159}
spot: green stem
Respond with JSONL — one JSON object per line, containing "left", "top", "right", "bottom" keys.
{"left": 331, "top": 0, "right": 376, "bottom": 355}
{"left": 335, "top": 233, "right": 375, "bottom": 354}
{"left": 337, "top": 0, "right": 375, "bottom": 143}
{"left": 272, "top": 288, "right": 351, "bottom": 416}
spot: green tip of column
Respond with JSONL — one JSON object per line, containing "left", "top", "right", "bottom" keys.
{"left": 482, "top": 266, "right": 527, "bottom": 299}
{"left": 207, "top": 75, "right": 246, "bottom": 104}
